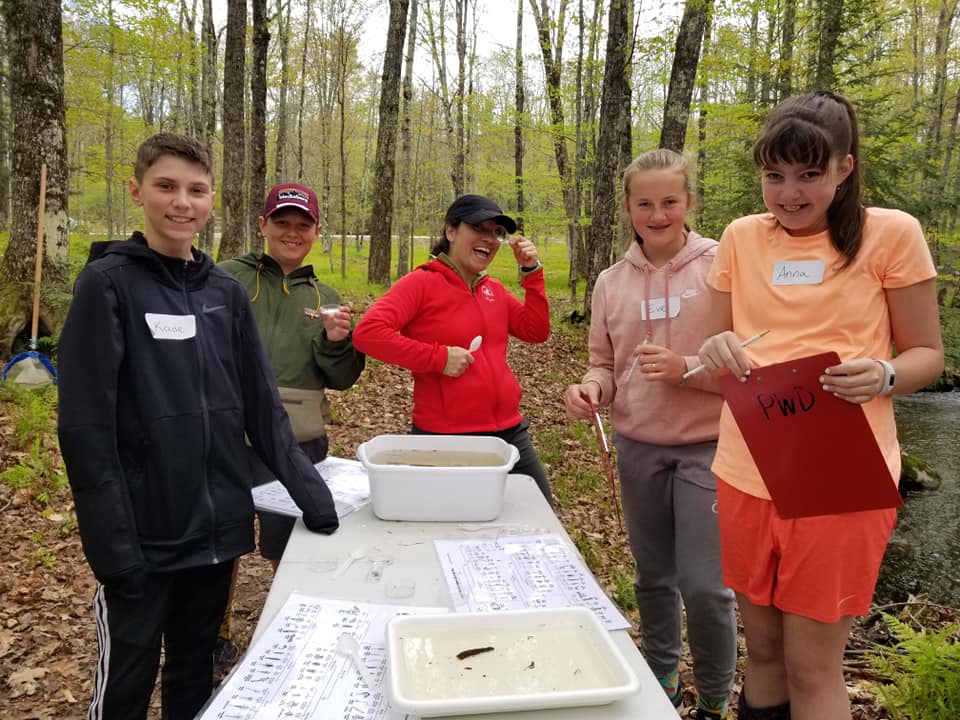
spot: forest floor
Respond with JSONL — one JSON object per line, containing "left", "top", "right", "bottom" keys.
{"left": 0, "top": 304, "right": 956, "bottom": 719}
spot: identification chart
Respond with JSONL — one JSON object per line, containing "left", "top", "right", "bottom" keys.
{"left": 199, "top": 593, "right": 434, "bottom": 720}
{"left": 253, "top": 456, "right": 370, "bottom": 519}
{"left": 435, "top": 534, "right": 631, "bottom": 631}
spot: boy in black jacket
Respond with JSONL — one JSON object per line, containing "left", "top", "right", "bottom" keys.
{"left": 57, "top": 133, "right": 339, "bottom": 720}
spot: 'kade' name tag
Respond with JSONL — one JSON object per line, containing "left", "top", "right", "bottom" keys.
{"left": 772, "top": 260, "right": 825, "bottom": 285}
{"left": 145, "top": 313, "right": 196, "bottom": 340}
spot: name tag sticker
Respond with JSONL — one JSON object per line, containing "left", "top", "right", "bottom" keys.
{"left": 772, "top": 260, "right": 825, "bottom": 286}
{"left": 641, "top": 296, "right": 680, "bottom": 321}
{"left": 145, "top": 313, "right": 196, "bottom": 340}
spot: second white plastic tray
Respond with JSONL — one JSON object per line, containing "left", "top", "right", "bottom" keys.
{"left": 385, "top": 607, "right": 639, "bottom": 717}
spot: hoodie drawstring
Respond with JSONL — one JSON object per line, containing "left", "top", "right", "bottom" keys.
{"left": 642, "top": 266, "right": 654, "bottom": 343}
{"left": 250, "top": 261, "right": 307, "bottom": 305}
{"left": 251, "top": 263, "right": 263, "bottom": 303}
{"left": 663, "top": 264, "right": 672, "bottom": 348}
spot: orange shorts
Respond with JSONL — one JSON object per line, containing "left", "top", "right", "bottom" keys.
{"left": 717, "top": 478, "right": 897, "bottom": 623}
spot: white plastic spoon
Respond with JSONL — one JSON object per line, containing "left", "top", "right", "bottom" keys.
{"left": 468, "top": 335, "right": 482, "bottom": 352}
{"left": 336, "top": 633, "right": 377, "bottom": 688}
{"left": 332, "top": 546, "right": 366, "bottom": 578}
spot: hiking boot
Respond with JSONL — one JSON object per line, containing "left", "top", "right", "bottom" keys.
{"left": 212, "top": 637, "right": 240, "bottom": 684}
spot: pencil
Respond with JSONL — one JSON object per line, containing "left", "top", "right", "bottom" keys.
{"left": 681, "top": 330, "right": 770, "bottom": 381}
{"left": 623, "top": 337, "right": 649, "bottom": 382}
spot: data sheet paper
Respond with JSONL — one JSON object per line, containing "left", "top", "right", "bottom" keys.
{"left": 253, "top": 456, "right": 370, "bottom": 519}
{"left": 434, "top": 534, "right": 631, "bottom": 631}
{"left": 199, "top": 593, "right": 440, "bottom": 720}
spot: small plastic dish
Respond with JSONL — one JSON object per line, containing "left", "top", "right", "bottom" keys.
{"left": 384, "top": 578, "right": 416, "bottom": 599}
{"left": 385, "top": 607, "right": 639, "bottom": 717}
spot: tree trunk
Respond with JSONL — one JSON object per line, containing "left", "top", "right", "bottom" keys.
{"left": 248, "top": 0, "right": 268, "bottom": 255}
{"left": 659, "top": 0, "right": 712, "bottom": 153}
{"left": 569, "top": 0, "right": 584, "bottom": 300}
{"left": 584, "top": 0, "right": 628, "bottom": 317}
{"left": 398, "top": 0, "right": 418, "bottom": 278}
{"left": 188, "top": 0, "right": 201, "bottom": 137}
{"left": 336, "top": 24, "right": 349, "bottom": 278}
{"left": 199, "top": 0, "right": 217, "bottom": 254}
{"left": 0, "top": 0, "right": 69, "bottom": 351}
{"left": 618, "top": 0, "right": 633, "bottom": 194}
{"left": 367, "top": 0, "right": 410, "bottom": 286}
{"left": 925, "top": 0, "right": 959, "bottom": 229}
{"left": 218, "top": 0, "right": 246, "bottom": 262}
{"left": 423, "top": 0, "right": 458, "bottom": 197}
{"left": 778, "top": 0, "right": 796, "bottom": 100}
{"left": 173, "top": 0, "right": 186, "bottom": 130}
{"left": 274, "top": 0, "right": 290, "bottom": 183}
{"left": 0, "top": 12, "right": 8, "bottom": 231}
{"left": 514, "top": 0, "right": 525, "bottom": 233}
{"left": 696, "top": 12, "right": 712, "bottom": 226}
{"left": 812, "top": 0, "right": 844, "bottom": 89}
{"left": 104, "top": 0, "right": 116, "bottom": 241}
{"left": 453, "top": 0, "right": 467, "bottom": 195}
{"left": 744, "top": 2, "right": 759, "bottom": 105}
{"left": 296, "top": 0, "right": 312, "bottom": 180}
{"left": 759, "top": 5, "right": 776, "bottom": 106}
{"left": 530, "top": 0, "right": 583, "bottom": 296}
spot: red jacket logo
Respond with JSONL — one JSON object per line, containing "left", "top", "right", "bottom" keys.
{"left": 481, "top": 286, "right": 496, "bottom": 303}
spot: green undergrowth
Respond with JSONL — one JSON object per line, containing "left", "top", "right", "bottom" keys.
{"left": 871, "top": 613, "right": 960, "bottom": 719}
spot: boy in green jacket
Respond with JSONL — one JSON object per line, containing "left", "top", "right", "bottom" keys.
{"left": 216, "top": 182, "right": 365, "bottom": 667}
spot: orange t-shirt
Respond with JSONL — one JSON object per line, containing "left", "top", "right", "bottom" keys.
{"left": 708, "top": 208, "right": 937, "bottom": 499}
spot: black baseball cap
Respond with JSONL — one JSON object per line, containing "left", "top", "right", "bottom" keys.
{"left": 444, "top": 194, "right": 517, "bottom": 234}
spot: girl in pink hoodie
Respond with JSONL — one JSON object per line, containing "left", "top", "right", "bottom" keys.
{"left": 564, "top": 149, "right": 736, "bottom": 720}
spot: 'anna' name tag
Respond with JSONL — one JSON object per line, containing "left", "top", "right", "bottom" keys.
{"left": 772, "top": 260, "right": 825, "bottom": 286}
{"left": 145, "top": 313, "right": 197, "bottom": 340}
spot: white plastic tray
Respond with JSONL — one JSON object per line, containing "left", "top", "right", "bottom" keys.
{"left": 356, "top": 434, "right": 519, "bottom": 522}
{"left": 385, "top": 607, "right": 640, "bottom": 717}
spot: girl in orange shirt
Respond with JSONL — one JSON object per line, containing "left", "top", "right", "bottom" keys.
{"left": 698, "top": 92, "right": 943, "bottom": 720}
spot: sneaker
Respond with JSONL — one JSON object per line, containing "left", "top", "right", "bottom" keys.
{"left": 212, "top": 638, "right": 241, "bottom": 684}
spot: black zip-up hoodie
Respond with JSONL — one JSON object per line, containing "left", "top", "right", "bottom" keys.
{"left": 58, "top": 233, "right": 339, "bottom": 597}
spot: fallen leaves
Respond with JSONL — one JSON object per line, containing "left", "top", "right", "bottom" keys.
{"left": 7, "top": 667, "right": 47, "bottom": 698}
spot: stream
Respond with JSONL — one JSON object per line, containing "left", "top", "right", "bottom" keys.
{"left": 874, "top": 392, "right": 960, "bottom": 606}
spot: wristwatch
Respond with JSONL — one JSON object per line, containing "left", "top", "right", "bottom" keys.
{"left": 876, "top": 359, "right": 896, "bottom": 396}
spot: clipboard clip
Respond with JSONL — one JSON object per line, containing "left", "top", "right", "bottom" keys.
{"left": 588, "top": 401, "right": 623, "bottom": 532}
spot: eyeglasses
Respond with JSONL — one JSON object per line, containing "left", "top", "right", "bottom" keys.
{"left": 467, "top": 222, "right": 510, "bottom": 242}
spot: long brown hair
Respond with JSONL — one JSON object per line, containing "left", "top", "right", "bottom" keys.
{"left": 753, "top": 91, "right": 864, "bottom": 269}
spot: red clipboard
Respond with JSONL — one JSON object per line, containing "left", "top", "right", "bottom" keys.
{"left": 718, "top": 351, "right": 903, "bottom": 518}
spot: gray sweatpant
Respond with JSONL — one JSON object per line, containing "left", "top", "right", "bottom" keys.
{"left": 613, "top": 435, "right": 736, "bottom": 700}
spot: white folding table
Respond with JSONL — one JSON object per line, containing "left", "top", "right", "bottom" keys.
{"left": 255, "top": 474, "right": 680, "bottom": 719}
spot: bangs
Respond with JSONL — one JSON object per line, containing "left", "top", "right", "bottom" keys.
{"left": 753, "top": 119, "right": 833, "bottom": 169}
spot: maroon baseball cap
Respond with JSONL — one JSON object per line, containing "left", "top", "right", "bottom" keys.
{"left": 263, "top": 182, "right": 320, "bottom": 223}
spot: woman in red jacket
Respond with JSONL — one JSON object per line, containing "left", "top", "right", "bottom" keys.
{"left": 353, "top": 194, "right": 552, "bottom": 503}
